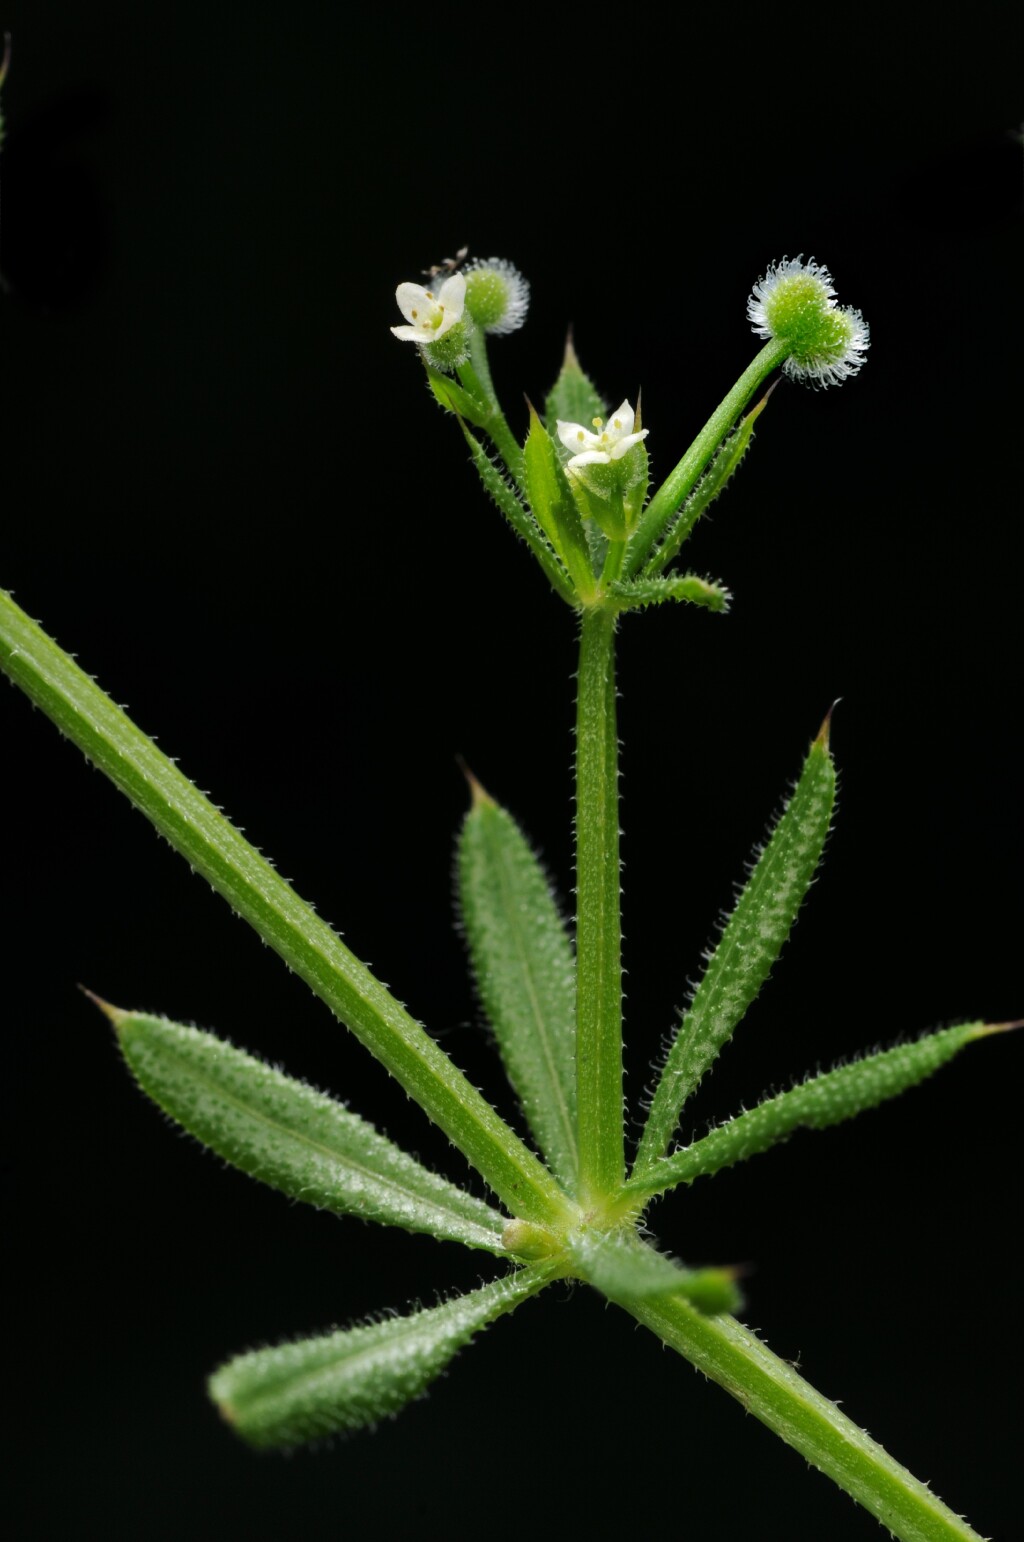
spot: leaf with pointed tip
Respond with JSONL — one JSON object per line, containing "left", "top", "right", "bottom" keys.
{"left": 544, "top": 335, "right": 607, "bottom": 438}
{"left": 425, "top": 365, "right": 492, "bottom": 429}
{"left": 608, "top": 574, "right": 731, "bottom": 614}
{"left": 635, "top": 724, "right": 836, "bottom": 1173}
{"left": 643, "top": 389, "right": 771, "bottom": 577}
{"left": 567, "top": 1230, "right": 741, "bottom": 1314}
{"left": 111, "top": 1009, "right": 508, "bottom": 1252}
{"left": 209, "top": 1265, "right": 555, "bottom": 1448}
{"left": 458, "top": 786, "right": 578, "bottom": 1190}
{"left": 458, "top": 425, "right": 576, "bottom": 606}
{"left": 627, "top": 1022, "right": 1000, "bottom": 1200}
{"left": 523, "top": 405, "right": 596, "bottom": 601}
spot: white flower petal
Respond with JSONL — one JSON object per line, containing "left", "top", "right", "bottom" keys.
{"left": 609, "top": 428, "right": 649, "bottom": 460}
{"left": 395, "top": 282, "right": 437, "bottom": 328}
{"left": 567, "top": 449, "right": 613, "bottom": 470}
{"left": 607, "top": 400, "right": 635, "bottom": 438}
{"left": 437, "top": 272, "right": 467, "bottom": 319}
{"left": 557, "top": 419, "right": 596, "bottom": 454}
{"left": 391, "top": 324, "right": 429, "bottom": 343}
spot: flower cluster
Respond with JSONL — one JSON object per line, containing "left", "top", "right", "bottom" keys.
{"left": 390, "top": 256, "right": 529, "bottom": 372}
{"left": 748, "top": 256, "right": 869, "bottom": 387}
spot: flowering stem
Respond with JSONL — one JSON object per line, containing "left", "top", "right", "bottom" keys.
{"left": 459, "top": 331, "right": 525, "bottom": 483}
{"left": 574, "top": 604, "right": 624, "bottom": 1201}
{"left": 628, "top": 1296, "right": 983, "bottom": 1542}
{"left": 600, "top": 538, "right": 627, "bottom": 588}
{"left": 625, "top": 337, "right": 790, "bottom": 577}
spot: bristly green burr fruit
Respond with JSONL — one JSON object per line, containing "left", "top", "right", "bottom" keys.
{"left": 463, "top": 257, "right": 530, "bottom": 335}
{"left": 748, "top": 255, "right": 869, "bottom": 388}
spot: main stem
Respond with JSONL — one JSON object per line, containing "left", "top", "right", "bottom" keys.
{"left": 575, "top": 604, "right": 624, "bottom": 1201}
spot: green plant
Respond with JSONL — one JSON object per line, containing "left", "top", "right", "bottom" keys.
{"left": 1, "top": 251, "right": 1013, "bottom": 1541}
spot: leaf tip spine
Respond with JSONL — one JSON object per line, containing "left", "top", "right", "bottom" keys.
{"left": 78, "top": 985, "right": 129, "bottom": 1031}
{"left": 970, "top": 1018, "right": 1024, "bottom": 1040}
{"left": 456, "top": 755, "right": 495, "bottom": 811}
{"left": 745, "top": 377, "right": 781, "bottom": 424}
{"left": 562, "top": 326, "right": 579, "bottom": 371}
{"left": 814, "top": 698, "right": 841, "bottom": 751}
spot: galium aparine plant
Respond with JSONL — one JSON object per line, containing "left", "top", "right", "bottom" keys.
{"left": 1, "top": 241, "right": 1015, "bottom": 1542}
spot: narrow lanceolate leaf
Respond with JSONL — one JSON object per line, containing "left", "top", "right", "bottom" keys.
{"left": 567, "top": 1229, "right": 741, "bottom": 1314}
{"left": 0, "top": 592, "right": 570, "bottom": 1227}
{"left": 625, "top": 336, "right": 789, "bottom": 578}
{"left": 608, "top": 574, "right": 731, "bottom": 614}
{"left": 107, "top": 1007, "right": 507, "bottom": 1252}
{"left": 458, "top": 424, "right": 577, "bottom": 607}
{"left": 425, "top": 364, "right": 493, "bottom": 430}
{"left": 209, "top": 1265, "right": 557, "bottom": 1449}
{"left": 635, "top": 719, "right": 836, "bottom": 1174}
{"left": 544, "top": 333, "right": 606, "bottom": 438}
{"left": 630, "top": 1296, "right": 985, "bottom": 1542}
{"left": 626, "top": 1023, "right": 998, "bottom": 1200}
{"left": 642, "top": 387, "right": 772, "bottom": 578}
{"left": 458, "top": 780, "right": 578, "bottom": 1190}
{"left": 523, "top": 404, "right": 596, "bottom": 602}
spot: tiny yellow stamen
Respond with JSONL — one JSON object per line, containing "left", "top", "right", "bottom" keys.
{"left": 592, "top": 417, "right": 603, "bottom": 429}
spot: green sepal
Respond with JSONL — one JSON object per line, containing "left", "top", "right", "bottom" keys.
{"left": 608, "top": 574, "right": 731, "bottom": 614}
{"left": 567, "top": 1229, "right": 741, "bottom": 1314}
{"left": 110, "top": 1008, "right": 508, "bottom": 1252}
{"left": 635, "top": 719, "right": 837, "bottom": 1173}
{"left": 458, "top": 424, "right": 576, "bottom": 607}
{"left": 626, "top": 1023, "right": 991, "bottom": 1200}
{"left": 523, "top": 404, "right": 598, "bottom": 603}
{"left": 544, "top": 334, "right": 607, "bottom": 436}
{"left": 425, "top": 364, "right": 492, "bottom": 429}
{"left": 458, "top": 780, "right": 578, "bottom": 1190}
{"left": 644, "top": 389, "right": 770, "bottom": 578}
{"left": 209, "top": 1264, "right": 557, "bottom": 1449}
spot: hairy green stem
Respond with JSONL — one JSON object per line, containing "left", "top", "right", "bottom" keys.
{"left": 630, "top": 1297, "right": 983, "bottom": 1542}
{"left": 460, "top": 331, "right": 524, "bottom": 483}
{"left": 0, "top": 590, "right": 570, "bottom": 1225}
{"left": 574, "top": 605, "right": 624, "bottom": 1199}
{"left": 625, "top": 337, "right": 789, "bottom": 577}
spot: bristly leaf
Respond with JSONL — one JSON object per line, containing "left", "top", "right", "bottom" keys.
{"left": 626, "top": 1022, "right": 1001, "bottom": 1200}
{"left": 425, "top": 364, "right": 492, "bottom": 429}
{"left": 567, "top": 1229, "right": 741, "bottom": 1314}
{"left": 458, "top": 423, "right": 577, "bottom": 607}
{"left": 544, "top": 332, "right": 606, "bottom": 437}
{"left": 635, "top": 718, "right": 836, "bottom": 1173}
{"left": 0, "top": 594, "right": 572, "bottom": 1227}
{"left": 209, "top": 1264, "right": 557, "bottom": 1449}
{"left": 642, "top": 387, "right": 772, "bottom": 578}
{"left": 108, "top": 1008, "right": 508, "bottom": 1252}
{"left": 458, "top": 780, "right": 578, "bottom": 1191}
{"left": 608, "top": 574, "right": 732, "bottom": 614}
{"left": 523, "top": 404, "right": 597, "bottom": 602}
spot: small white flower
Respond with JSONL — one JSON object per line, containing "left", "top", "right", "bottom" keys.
{"left": 390, "top": 272, "right": 466, "bottom": 344}
{"left": 556, "top": 400, "right": 649, "bottom": 471}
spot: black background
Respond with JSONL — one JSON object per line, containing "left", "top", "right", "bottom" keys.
{"left": 1, "top": 5, "right": 1021, "bottom": 1539}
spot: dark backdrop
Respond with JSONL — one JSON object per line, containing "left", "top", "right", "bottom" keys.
{"left": 1, "top": 6, "right": 1021, "bottom": 1539}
